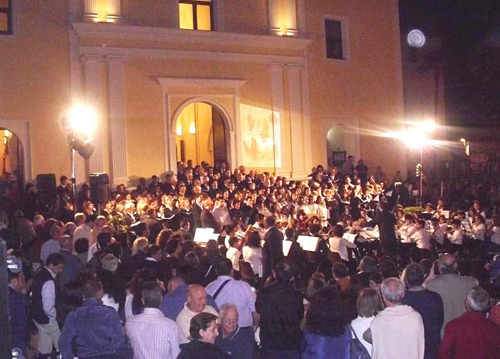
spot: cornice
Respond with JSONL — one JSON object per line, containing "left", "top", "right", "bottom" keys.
{"left": 71, "top": 22, "right": 312, "bottom": 53}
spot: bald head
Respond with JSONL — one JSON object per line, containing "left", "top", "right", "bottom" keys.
{"left": 438, "top": 254, "right": 458, "bottom": 275}
{"left": 187, "top": 284, "right": 207, "bottom": 313}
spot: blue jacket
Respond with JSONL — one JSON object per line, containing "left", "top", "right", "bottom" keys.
{"left": 9, "top": 286, "right": 28, "bottom": 353}
{"left": 301, "top": 329, "right": 351, "bottom": 359}
{"left": 59, "top": 298, "right": 124, "bottom": 359}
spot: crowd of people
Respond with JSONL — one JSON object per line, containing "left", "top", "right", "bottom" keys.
{"left": 4, "top": 158, "right": 500, "bottom": 359}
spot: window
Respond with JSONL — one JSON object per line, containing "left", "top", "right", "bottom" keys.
{"left": 325, "top": 19, "right": 345, "bottom": 60}
{"left": 179, "top": 0, "right": 212, "bottom": 31}
{"left": 0, "top": 0, "right": 12, "bottom": 35}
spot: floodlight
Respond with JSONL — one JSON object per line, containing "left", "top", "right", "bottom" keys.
{"left": 64, "top": 104, "right": 96, "bottom": 139}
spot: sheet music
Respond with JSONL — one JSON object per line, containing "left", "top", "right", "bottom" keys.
{"left": 297, "top": 235, "right": 320, "bottom": 252}
{"left": 283, "top": 241, "right": 293, "bottom": 256}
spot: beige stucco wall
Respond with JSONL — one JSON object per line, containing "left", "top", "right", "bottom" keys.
{"left": 0, "top": 0, "right": 72, "bottom": 182}
{"left": 306, "top": 0, "right": 406, "bottom": 177}
{"left": 0, "top": 0, "right": 407, "bottom": 183}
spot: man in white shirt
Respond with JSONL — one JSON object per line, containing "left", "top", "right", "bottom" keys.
{"left": 40, "top": 225, "right": 63, "bottom": 264}
{"left": 399, "top": 215, "right": 417, "bottom": 241}
{"left": 126, "top": 282, "right": 180, "bottom": 359}
{"left": 328, "top": 224, "right": 357, "bottom": 262}
{"left": 226, "top": 237, "right": 241, "bottom": 272}
{"left": 430, "top": 218, "right": 446, "bottom": 246}
{"left": 206, "top": 258, "right": 257, "bottom": 329}
{"left": 176, "top": 284, "right": 218, "bottom": 343}
{"left": 407, "top": 219, "right": 432, "bottom": 250}
{"left": 448, "top": 219, "right": 464, "bottom": 245}
{"left": 30, "top": 252, "right": 65, "bottom": 357}
{"left": 370, "top": 278, "right": 425, "bottom": 359}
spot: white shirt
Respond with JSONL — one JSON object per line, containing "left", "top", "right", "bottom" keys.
{"left": 448, "top": 228, "right": 464, "bottom": 245}
{"left": 328, "top": 236, "right": 357, "bottom": 262}
{"left": 176, "top": 304, "right": 218, "bottom": 344}
{"left": 73, "top": 224, "right": 92, "bottom": 252}
{"left": 351, "top": 315, "right": 375, "bottom": 354}
{"left": 41, "top": 267, "right": 57, "bottom": 321}
{"left": 432, "top": 224, "right": 447, "bottom": 245}
{"left": 491, "top": 226, "right": 500, "bottom": 246}
{"left": 102, "top": 293, "right": 120, "bottom": 312}
{"left": 40, "top": 239, "right": 61, "bottom": 264}
{"left": 226, "top": 247, "right": 241, "bottom": 272}
{"left": 242, "top": 246, "right": 263, "bottom": 277}
{"left": 126, "top": 308, "right": 180, "bottom": 359}
{"left": 399, "top": 224, "right": 417, "bottom": 240}
{"left": 408, "top": 229, "right": 432, "bottom": 250}
{"left": 206, "top": 275, "right": 256, "bottom": 328}
{"left": 472, "top": 223, "right": 486, "bottom": 240}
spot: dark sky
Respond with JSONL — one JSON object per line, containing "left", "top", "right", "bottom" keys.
{"left": 400, "top": 0, "right": 500, "bottom": 128}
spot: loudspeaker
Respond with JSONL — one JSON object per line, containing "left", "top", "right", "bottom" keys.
{"left": 36, "top": 174, "right": 56, "bottom": 194}
{"left": 36, "top": 174, "right": 57, "bottom": 206}
{"left": 90, "top": 173, "right": 110, "bottom": 206}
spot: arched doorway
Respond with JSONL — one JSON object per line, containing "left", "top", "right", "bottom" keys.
{"left": 326, "top": 125, "right": 346, "bottom": 167}
{"left": 175, "top": 102, "right": 227, "bottom": 166}
{"left": 0, "top": 128, "right": 24, "bottom": 184}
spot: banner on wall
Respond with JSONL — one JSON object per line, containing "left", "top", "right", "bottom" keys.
{"left": 240, "top": 104, "right": 281, "bottom": 168}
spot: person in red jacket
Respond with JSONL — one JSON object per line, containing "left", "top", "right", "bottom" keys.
{"left": 438, "top": 286, "right": 500, "bottom": 359}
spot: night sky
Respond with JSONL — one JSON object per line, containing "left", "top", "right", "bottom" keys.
{"left": 399, "top": 0, "right": 500, "bottom": 129}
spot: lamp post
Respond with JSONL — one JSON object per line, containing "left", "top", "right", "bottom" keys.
{"left": 61, "top": 105, "right": 96, "bottom": 212}
{"left": 397, "top": 120, "right": 436, "bottom": 206}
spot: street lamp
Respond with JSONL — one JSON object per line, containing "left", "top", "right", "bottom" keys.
{"left": 61, "top": 104, "right": 97, "bottom": 211}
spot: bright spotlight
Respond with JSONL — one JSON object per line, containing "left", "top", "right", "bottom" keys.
{"left": 66, "top": 105, "right": 96, "bottom": 138}
{"left": 421, "top": 120, "right": 437, "bottom": 132}
{"left": 396, "top": 129, "right": 428, "bottom": 149}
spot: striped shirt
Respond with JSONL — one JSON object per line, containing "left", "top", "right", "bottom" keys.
{"left": 125, "top": 308, "right": 180, "bottom": 359}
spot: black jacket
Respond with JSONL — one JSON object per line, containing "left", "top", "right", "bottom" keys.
{"left": 262, "top": 227, "right": 284, "bottom": 280}
{"left": 256, "top": 282, "right": 304, "bottom": 351}
{"left": 367, "top": 209, "right": 397, "bottom": 244}
{"left": 178, "top": 340, "right": 230, "bottom": 359}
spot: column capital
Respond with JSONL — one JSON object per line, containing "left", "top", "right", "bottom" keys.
{"left": 80, "top": 54, "right": 103, "bottom": 64}
{"left": 106, "top": 55, "right": 126, "bottom": 64}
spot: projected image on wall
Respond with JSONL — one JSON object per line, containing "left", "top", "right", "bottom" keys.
{"left": 240, "top": 104, "right": 281, "bottom": 168}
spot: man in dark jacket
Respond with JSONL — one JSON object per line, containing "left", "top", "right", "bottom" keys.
{"left": 367, "top": 201, "right": 398, "bottom": 256}
{"left": 31, "top": 252, "right": 65, "bottom": 358}
{"left": 256, "top": 261, "right": 304, "bottom": 359}
{"left": 9, "top": 270, "right": 28, "bottom": 356}
{"left": 262, "top": 216, "right": 284, "bottom": 280}
{"left": 402, "top": 263, "right": 444, "bottom": 359}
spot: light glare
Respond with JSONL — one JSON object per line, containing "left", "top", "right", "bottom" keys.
{"left": 68, "top": 105, "right": 96, "bottom": 138}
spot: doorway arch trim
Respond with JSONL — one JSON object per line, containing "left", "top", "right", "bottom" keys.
{"left": 0, "top": 119, "right": 32, "bottom": 182}
{"left": 159, "top": 77, "right": 246, "bottom": 172}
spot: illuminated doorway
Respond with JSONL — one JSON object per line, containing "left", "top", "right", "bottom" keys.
{"left": 0, "top": 128, "right": 24, "bottom": 184}
{"left": 326, "top": 125, "right": 346, "bottom": 167}
{"left": 175, "top": 102, "right": 227, "bottom": 166}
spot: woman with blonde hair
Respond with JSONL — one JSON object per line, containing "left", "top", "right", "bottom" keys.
{"left": 132, "top": 237, "right": 149, "bottom": 256}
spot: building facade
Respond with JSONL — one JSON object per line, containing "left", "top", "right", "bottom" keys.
{"left": 0, "top": 0, "right": 406, "bottom": 185}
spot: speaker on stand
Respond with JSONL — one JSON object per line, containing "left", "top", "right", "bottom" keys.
{"left": 89, "top": 173, "right": 110, "bottom": 213}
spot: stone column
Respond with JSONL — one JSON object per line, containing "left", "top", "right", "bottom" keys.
{"left": 268, "top": 0, "right": 281, "bottom": 35}
{"left": 107, "top": 56, "right": 128, "bottom": 185}
{"left": 287, "top": 65, "right": 308, "bottom": 178}
{"left": 285, "top": 0, "right": 298, "bottom": 36}
{"left": 107, "top": 0, "right": 122, "bottom": 23}
{"left": 271, "top": 63, "right": 290, "bottom": 176}
{"left": 83, "top": 0, "right": 99, "bottom": 22}
{"left": 83, "top": 54, "right": 104, "bottom": 174}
